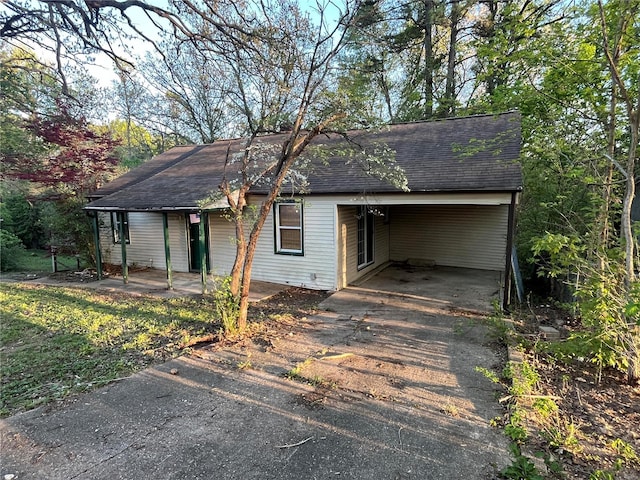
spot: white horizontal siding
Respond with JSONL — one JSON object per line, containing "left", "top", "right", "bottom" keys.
{"left": 167, "top": 213, "right": 190, "bottom": 272}
{"left": 211, "top": 197, "right": 337, "bottom": 290}
{"left": 389, "top": 205, "right": 508, "bottom": 271}
{"left": 98, "top": 212, "right": 191, "bottom": 272}
{"left": 337, "top": 206, "right": 390, "bottom": 288}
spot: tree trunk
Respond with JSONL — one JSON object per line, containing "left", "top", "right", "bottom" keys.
{"left": 236, "top": 190, "right": 281, "bottom": 329}
{"left": 423, "top": 0, "right": 434, "bottom": 118}
{"left": 620, "top": 77, "right": 638, "bottom": 287}
{"left": 229, "top": 208, "right": 246, "bottom": 297}
{"left": 443, "top": 0, "right": 460, "bottom": 117}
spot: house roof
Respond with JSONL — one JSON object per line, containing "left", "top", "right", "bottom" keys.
{"left": 86, "top": 112, "right": 523, "bottom": 211}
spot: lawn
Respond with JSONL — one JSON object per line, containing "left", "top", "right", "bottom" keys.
{"left": 6, "top": 248, "right": 86, "bottom": 273}
{"left": 0, "top": 283, "right": 221, "bottom": 417}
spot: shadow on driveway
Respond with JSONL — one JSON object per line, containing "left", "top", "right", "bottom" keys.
{"left": 1, "top": 265, "right": 510, "bottom": 479}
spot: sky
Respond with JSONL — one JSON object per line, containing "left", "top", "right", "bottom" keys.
{"left": 24, "top": 0, "right": 346, "bottom": 88}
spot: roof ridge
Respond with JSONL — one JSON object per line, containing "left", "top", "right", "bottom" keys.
{"left": 388, "top": 111, "right": 519, "bottom": 128}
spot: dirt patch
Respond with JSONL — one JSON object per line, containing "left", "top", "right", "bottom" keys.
{"left": 1, "top": 269, "right": 100, "bottom": 283}
{"left": 522, "top": 359, "right": 640, "bottom": 479}
{"left": 514, "top": 305, "right": 640, "bottom": 479}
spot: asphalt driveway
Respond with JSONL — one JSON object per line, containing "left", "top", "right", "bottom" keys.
{"left": 0, "top": 265, "right": 509, "bottom": 479}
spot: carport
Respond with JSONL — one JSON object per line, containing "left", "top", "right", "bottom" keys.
{"left": 336, "top": 195, "right": 516, "bottom": 310}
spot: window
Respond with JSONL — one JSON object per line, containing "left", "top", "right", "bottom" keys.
{"left": 275, "top": 202, "right": 303, "bottom": 254}
{"left": 111, "top": 212, "right": 130, "bottom": 244}
{"left": 357, "top": 206, "right": 374, "bottom": 268}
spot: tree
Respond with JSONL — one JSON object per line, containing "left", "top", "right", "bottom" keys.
{"left": 596, "top": 0, "right": 639, "bottom": 382}
{"left": 137, "top": 40, "right": 231, "bottom": 143}
{"left": 522, "top": 0, "right": 639, "bottom": 383}
{"left": 597, "top": 0, "right": 639, "bottom": 286}
{"left": 210, "top": 0, "right": 366, "bottom": 329}
{"left": 2, "top": 103, "right": 120, "bottom": 195}
{"left": 102, "top": 119, "right": 158, "bottom": 168}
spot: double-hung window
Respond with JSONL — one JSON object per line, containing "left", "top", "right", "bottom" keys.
{"left": 275, "top": 201, "right": 303, "bottom": 255}
{"left": 111, "top": 212, "right": 130, "bottom": 244}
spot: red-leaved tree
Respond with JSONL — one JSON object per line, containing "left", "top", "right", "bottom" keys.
{"left": 3, "top": 103, "right": 120, "bottom": 197}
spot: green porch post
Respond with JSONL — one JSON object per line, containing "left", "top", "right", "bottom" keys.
{"left": 162, "top": 212, "right": 173, "bottom": 290}
{"left": 92, "top": 212, "right": 103, "bottom": 280}
{"left": 199, "top": 212, "right": 207, "bottom": 293}
{"left": 118, "top": 211, "right": 128, "bottom": 284}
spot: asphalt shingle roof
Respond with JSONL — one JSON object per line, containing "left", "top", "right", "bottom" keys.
{"left": 86, "top": 112, "right": 522, "bottom": 211}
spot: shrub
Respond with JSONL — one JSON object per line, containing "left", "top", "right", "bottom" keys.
{"left": 0, "top": 230, "right": 25, "bottom": 271}
{"left": 212, "top": 276, "right": 240, "bottom": 334}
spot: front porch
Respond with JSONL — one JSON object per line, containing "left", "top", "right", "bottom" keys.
{"left": 32, "top": 268, "right": 286, "bottom": 301}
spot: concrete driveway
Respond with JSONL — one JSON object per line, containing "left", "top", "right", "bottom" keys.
{"left": 0, "top": 265, "right": 509, "bottom": 479}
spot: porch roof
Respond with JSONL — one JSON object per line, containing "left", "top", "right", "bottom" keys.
{"left": 85, "top": 112, "right": 523, "bottom": 211}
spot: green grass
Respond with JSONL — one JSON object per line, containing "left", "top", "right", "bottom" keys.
{"left": 7, "top": 249, "right": 86, "bottom": 272}
{"left": 0, "top": 283, "right": 221, "bottom": 417}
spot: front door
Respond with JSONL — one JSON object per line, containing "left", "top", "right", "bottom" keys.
{"left": 187, "top": 213, "right": 209, "bottom": 272}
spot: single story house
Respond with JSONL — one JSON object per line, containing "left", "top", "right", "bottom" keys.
{"left": 85, "top": 112, "right": 523, "bottom": 307}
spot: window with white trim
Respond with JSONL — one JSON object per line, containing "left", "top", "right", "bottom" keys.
{"left": 275, "top": 202, "right": 303, "bottom": 255}
{"left": 111, "top": 212, "right": 130, "bottom": 244}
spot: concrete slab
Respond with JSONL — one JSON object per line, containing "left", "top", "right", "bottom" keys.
{"left": 323, "top": 264, "right": 502, "bottom": 315}
{"left": 0, "top": 264, "right": 510, "bottom": 479}
{"left": 10, "top": 269, "right": 286, "bottom": 303}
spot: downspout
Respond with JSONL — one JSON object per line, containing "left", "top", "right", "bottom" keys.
{"left": 502, "top": 192, "right": 518, "bottom": 311}
{"left": 92, "top": 212, "right": 103, "bottom": 280}
{"left": 163, "top": 212, "right": 173, "bottom": 290}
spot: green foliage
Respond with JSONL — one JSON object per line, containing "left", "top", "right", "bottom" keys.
{"left": 543, "top": 272, "right": 640, "bottom": 379}
{"left": 531, "top": 232, "right": 584, "bottom": 279}
{"left": 590, "top": 470, "right": 616, "bottom": 480}
{"left": 0, "top": 283, "right": 217, "bottom": 416}
{"left": 102, "top": 119, "right": 160, "bottom": 168}
{"left": 505, "top": 419, "right": 529, "bottom": 443}
{"left": 475, "top": 366, "right": 500, "bottom": 384}
{"left": 531, "top": 230, "right": 640, "bottom": 380}
{"left": 504, "top": 359, "right": 540, "bottom": 397}
{"left": 542, "top": 416, "right": 583, "bottom": 454}
{"left": 608, "top": 438, "right": 639, "bottom": 466}
{"left": 0, "top": 230, "right": 25, "bottom": 271}
{"left": 212, "top": 276, "right": 240, "bottom": 335}
{"left": 532, "top": 397, "right": 559, "bottom": 419}
{"left": 0, "top": 192, "right": 45, "bottom": 248}
{"left": 501, "top": 443, "right": 544, "bottom": 480}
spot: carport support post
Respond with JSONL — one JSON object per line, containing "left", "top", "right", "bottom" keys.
{"left": 162, "top": 212, "right": 173, "bottom": 290}
{"left": 92, "top": 212, "right": 103, "bottom": 280}
{"left": 502, "top": 192, "right": 518, "bottom": 311}
{"left": 199, "top": 212, "right": 207, "bottom": 293}
{"left": 118, "top": 211, "right": 128, "bottom": 284}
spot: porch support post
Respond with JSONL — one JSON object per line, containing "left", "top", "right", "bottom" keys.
{"left": 162, "top": 212, "right": 173, "bottom": 290}
{"left": 118, "top": 211, "right": 128, "bottom": 284}
{"left": 199, "top": 211, "right": 207, "bottom": 293}
{"left": 502, "top": 192, "right": 518, "bottom": 311}
{"left": 92, "top": 212, "right": 103, "bottom": 280}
